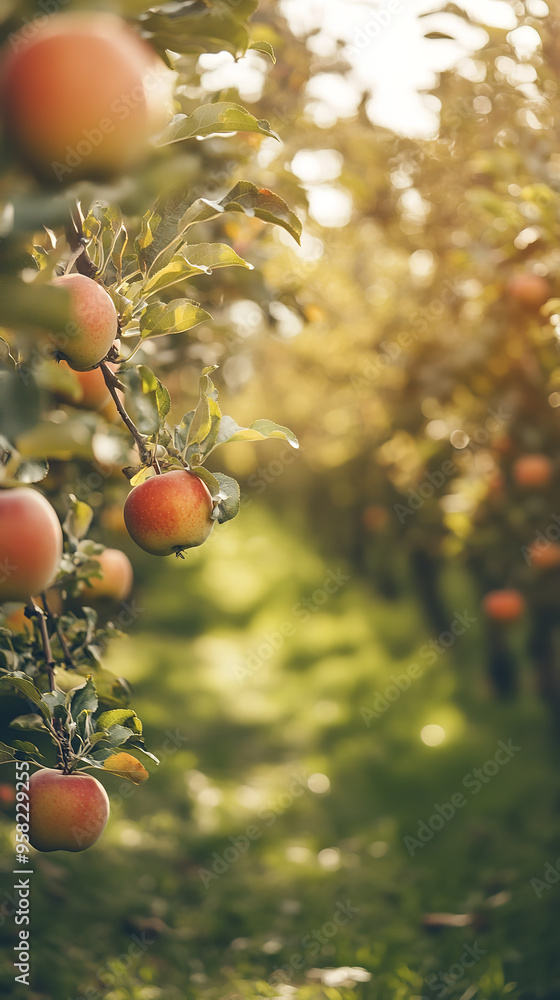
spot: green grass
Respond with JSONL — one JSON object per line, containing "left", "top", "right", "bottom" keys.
{"left": 1, "top": 506, "right": 560, "bottom": 1000}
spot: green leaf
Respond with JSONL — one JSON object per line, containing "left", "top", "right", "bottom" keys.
{"left": 182, "top": 242, "right": 253, "bottom": 273}
{"left": 156, "top": 381, "right": 171, "bottom": 422}
{"left": 176, "top": 198, "right": 225, "bottom": 234}
{"left": 94, "top": 724, "right": 135, "bottom": 749}
{"left": 215, "top": 416, "right": 299, "bottom": 451}
{"left": 248, "top": 39, "right": 276, "bottom": 62}
{"left": 211, "top": 472, "right": 241, "bottom": 524}
{"left": 70, "top": 676, "right": 98, "bottom": 718}
{"left": 143, "top": 243, "right": 252, "bottom": 296}
{"left": 174, "top": 411, "right": 195, "bottom": 453}
{"left": 64, "top": 494, "right": 93, "bottom": 544}
{"left": 12, "top": 740, "right": 43, "bottom": 759}
{"left": 10, "top": 713, "right": 48, "bottom": 731}
{"left": 185, "top": 366, "right": 222, "bottom": 460}
{"left": 1, "top": 676, "right": 51, "bottom": 719}
{"left": 140, "top": 299, "right": 211, "bottom": 338}
{"left": 13, "top": 459, "right": 49, "bottom": 484}
{"left": 143, "top": 7, "right": 253, "bottom": 59}
{"left": 136, "top": 365, "right": 171, "bottom": 425}
{"left": 0, "top": 741, "right": 17, "bottom": 762}
{"left": 96, "top": 709, "right": 142, "bottom": 735}
{"left": 192, "top": 466, "right": 221, "bottom": 496}
{"left": 40, "top": 690, "right": 66, "bottom": 717}
{"left": 220, "top": 182, "right": 302, "bottom": 243}
{"left": 156, "top": 103, "right": 279, "bottom": 146}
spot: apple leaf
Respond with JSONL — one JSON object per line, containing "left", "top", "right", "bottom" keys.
{"left": 11, "top": 740, "right": 43, "bottom": 759}
{"left": 41, "top": 689, "right": 66, "bottom": 720}
{"left": 214, "top": 416, "right": 299, "bottom": 451}
{"left": 64, "top": 494, "right": 93, "bottom": 545}
{"left": 102, "top": 752, "right": 149, "bottom": 783}
{"left": 70, "top": 676, "right": 98, "bottom": 718}
{"left": 1, "top": 676, "right": 51, "bottom": 719}
{"left": 174, "top": 411, "right": 195, "bottom": 453}
{"left": 185, "top": 365, "right": 222, "bottom": 459}
{"left": 156, "top": 104, "right": 279, "bottom": 146}
{"left": 96, "top": 709, "right": 142, "bottom": 735}
{"left": 220, "top": 182, "right": 302, "bottom": 244}
{"left": 249, "top": 39, "right": 276, "bottom": 62}
{"left": 192, "top": 466, "right": 221, "bottom": 496}
{"left": 94, "top": 723, "right": 136, "bottom": 749}
{"left": 180, "top": 242, "right": 253, "bottom": 274}
{"left": 211, "top": 472, "right": 241, "bottom": 524}
{"left": 0, "top": 741, "right": 17, "bottom": 763}
{"left": 140, "top": 298, "right": 211, "bottom": 337}
{"left": 10, "top": 713, "right": 48, "bottom": 731}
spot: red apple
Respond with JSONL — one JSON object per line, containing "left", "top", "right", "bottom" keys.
{"left": 506, "top": 272, "right": 551, "bottom": 309}
{"left": 50, "top": 274, "right": 118, "bottom": 372}
{"left": 482, "top": 589, "right": 526, "bottom": 623}
{"left": 81, "top": 548, "right": 133, "bottom": 602}
{"left": 512, "top": 454, "right": 552, "bottom": 489}
{"left": 0, "top": 12, "right": 174, "bottom": 182}
{"left": 124, "top": 470, "right": 214, "bottom": 556}
{"left": 28, "top": 768, "right": 109, "bottom": 852}
{"left": 0, "top": 489, "right": 63, "bottom": 602}
{"left": 527, "top": 542, "right": 560, "bottom": 569}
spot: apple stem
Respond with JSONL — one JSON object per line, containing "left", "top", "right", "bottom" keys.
{"left": 26, "top": 599, "right": 55, "bottom": 693}
{"left": 99, "top": 361, "right": 152, "bottom": 465}
{"left": 40, "top": 591, "right": 74, "bottom": 668}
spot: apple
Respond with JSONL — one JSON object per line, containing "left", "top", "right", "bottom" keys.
{"left": 512, "top": 454, "right": 552, "bottom": 489}
{"left": 3, "top": 589, "right": 62, "bottom": 633}
{"left": 0, "top": 489, "right": 63, "bottom": 602}
{"left": 28, "top": 768, "right": 109, "bottom": 852}
{"left": 124, "top": 470, "right": 214, "bottom": 556}
{"left": 0, "top": 12, "right": 174, "bottom": 182}
{"left": 362, "top": 505, "right": 389, "bottom": 532}
{"left": 81, "top": 548, "right": 133, "bottom": 602}
{"left": 58, "top": 359, "right": 118, "bottom": 416}
{"left": 482, "top": 589, "right": 526, "bottom": 623}
{"left": 50, "top": 274, "right": 118, "bottom": 372}
{"left": 528, "top": 542, "right": 560, "bottom": 569}
{"left": 506, "top": 272, "right": 551, "bottom": 309}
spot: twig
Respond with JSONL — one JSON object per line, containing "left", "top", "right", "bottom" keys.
{"left": 25, "top": 598, "right": 55, "bottom": 692}
{"left": 40, "top": 591, "right": 74, "bottom": 668}
{"left": 99, "top": 361, "right": 151, "bottom": 465}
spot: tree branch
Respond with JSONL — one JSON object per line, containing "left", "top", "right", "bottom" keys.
{"left": 25, "top": 599, "right": 55, "bottom": 692}
{"left": 99, "top": 361, "right": 152, "bottom": 465}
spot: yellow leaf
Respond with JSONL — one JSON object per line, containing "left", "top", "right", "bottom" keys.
{"left": 103, "top": 752, "right": 149, "bottom": 784}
